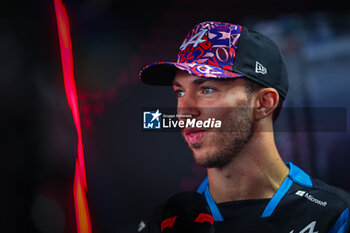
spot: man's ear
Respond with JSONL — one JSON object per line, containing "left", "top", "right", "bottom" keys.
{"left": 253, "top": 88, "right": 279, "bottom": 121}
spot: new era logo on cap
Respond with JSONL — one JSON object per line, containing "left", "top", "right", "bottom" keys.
{"left": 255, "top": 61, "right": 267, "bottom": 74}
{"left": 255, "top": 61, "right": 267, "bottom": 75}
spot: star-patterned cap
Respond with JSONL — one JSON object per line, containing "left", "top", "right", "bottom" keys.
{"left": 139, "top": 21, "right": 288, "bottom": 98}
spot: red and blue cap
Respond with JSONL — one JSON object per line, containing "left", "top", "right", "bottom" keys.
{"left": 139, "top": 21, "right": 288, "bottom": 98}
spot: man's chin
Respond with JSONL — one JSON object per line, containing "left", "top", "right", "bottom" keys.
{"left": 192, "top": 149, "right": 231, "bottom": 168}
{"left": 194, "top": 156, "right": 229, "bottom": 168}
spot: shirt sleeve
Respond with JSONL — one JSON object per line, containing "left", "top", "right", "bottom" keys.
{"left": 328, "top": 208, "right": 350, "bottom": 233}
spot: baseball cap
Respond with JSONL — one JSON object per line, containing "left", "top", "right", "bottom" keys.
{"left": 139, "top": 21, "right": 288, "bottom": 98}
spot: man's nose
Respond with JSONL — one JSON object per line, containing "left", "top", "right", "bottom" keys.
{"left": 177, "top": 94, "right": 200, "bottom": 120}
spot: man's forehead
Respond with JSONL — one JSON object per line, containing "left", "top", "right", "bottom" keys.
{"left": 173, "top": 76, "right": 210, "bottom": 86}
{"left": 172, "top": 71, "right": 238, "bottom": 87}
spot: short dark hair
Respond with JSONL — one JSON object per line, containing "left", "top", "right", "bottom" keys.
{"left": 244, "top": 78, "right": 284, "bottom": 122}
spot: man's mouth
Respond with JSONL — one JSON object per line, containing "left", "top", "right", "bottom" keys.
{"left": 184, "top": 127, "right": 205, "bottom": 145}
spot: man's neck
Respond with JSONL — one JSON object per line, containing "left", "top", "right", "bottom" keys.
{"left": 207, "top": 133, "right": 289, "bottom": 203}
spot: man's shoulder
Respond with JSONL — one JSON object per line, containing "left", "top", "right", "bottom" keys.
{"left": 311, "top": 177, "right": 350, "bottom": 208}
{"left": 286, "top": 162, "right": 350, "bottom": 210}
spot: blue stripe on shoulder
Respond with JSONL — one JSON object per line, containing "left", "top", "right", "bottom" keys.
{"left": 196, "top": 177, "right": 224, "bottom": 221}
{"left": 261, "top": 176, "right": 293, "bottom": 218}
{"left": 286, "top": 162, "right": 313, "bottom": 188}
{"left": 204, "top": 186, "right": 224, "bottom": 221}
{"left": 328, "top": 208, "right": 350, "bottom": 233}
{"left": 196, "top": 176, "right": 208, "bottom": 194}
{"left": 261, "top": 162, "right": 313, "bottom": 218}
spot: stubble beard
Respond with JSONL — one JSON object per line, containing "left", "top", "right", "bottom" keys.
{"left": 190, "top": 106, "right": 255, "bottom": 168}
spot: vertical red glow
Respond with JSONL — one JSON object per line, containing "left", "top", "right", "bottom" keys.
{"left": 54, "top": 0, "right": 92, "bottom": 232}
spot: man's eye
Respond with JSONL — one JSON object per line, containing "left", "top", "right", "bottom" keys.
{"left": 175, "top": 90, "right": 185, "bottom": 97}
{"left": 203, "top": 87, "right": 215, "bottom": 94}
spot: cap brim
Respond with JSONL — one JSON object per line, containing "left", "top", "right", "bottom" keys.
{"left": 139, "top": 62, "right": 243, "bottom": 85}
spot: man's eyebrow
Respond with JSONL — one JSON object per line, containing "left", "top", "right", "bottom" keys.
{"left": 172, "top": 81, "right": 182, "bottom": 87}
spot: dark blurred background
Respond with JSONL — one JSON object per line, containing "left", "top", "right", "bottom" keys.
{"left": 2, "top": 0, "right": 350, "bottom": 232}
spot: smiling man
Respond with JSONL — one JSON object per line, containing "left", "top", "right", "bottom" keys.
{"left": 139, "top": 22, "right": 350, "bottom": 233}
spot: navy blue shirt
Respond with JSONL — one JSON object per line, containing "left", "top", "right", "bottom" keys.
{"left": 143, "top": 162, "right": 350, "bottom": 233}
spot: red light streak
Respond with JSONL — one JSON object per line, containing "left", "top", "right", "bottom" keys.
{"left": 54, "top": 0, "right": 92, "bottom": 232}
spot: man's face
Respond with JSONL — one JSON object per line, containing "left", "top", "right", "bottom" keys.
{"left": 172, "top": 71, "right": 255, "bottom": 168}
